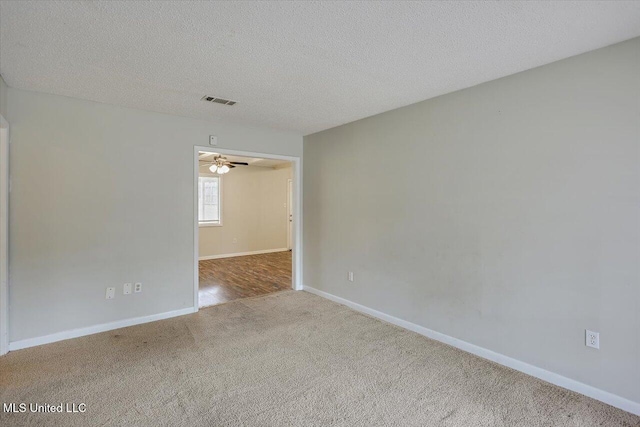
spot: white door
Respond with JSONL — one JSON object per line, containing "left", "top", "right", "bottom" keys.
{"left": 287, "top": 179, "right": 293, "bottom": 250}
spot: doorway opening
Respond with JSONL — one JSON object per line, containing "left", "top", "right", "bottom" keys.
{"left": 194, "top": 148, "right": 300, "bottom": 309}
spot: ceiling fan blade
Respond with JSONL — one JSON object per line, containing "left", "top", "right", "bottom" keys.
{"left": 229, "top": 162, "right": 249, "bottom": 166}
{"left": 228, "top": 164, "right": 236, "bottom": 168}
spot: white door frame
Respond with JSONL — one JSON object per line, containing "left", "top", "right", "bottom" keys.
{"left": 192, "top": 146, "right": 303, "bottom": 311}
{"left": 0, "top": 114, "right": 9, "bottom": 356}
{"left": 287, "top": 178, "right": 293, "bottom": 250}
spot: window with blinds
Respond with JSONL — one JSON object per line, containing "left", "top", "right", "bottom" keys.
{"left": 198, "top": 176, "right": 221, "bottom": 225}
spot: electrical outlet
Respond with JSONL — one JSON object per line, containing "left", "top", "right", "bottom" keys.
{"left": 134, "top": 282, "right": 142, "bottom": 293}
{"left": 105, "top": 287, "right": 115, "bottom": 300}
{"left": 123, "top": 283, "right": 132, "bottom": 295}
{"left": 348, "top": 272, "right": 354, "bottom": 282}
{"left": 586, "top": 330, "right": 599, "bottom": 349}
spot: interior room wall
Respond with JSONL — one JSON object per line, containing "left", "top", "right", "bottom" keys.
{"left": 0, "top": 75, "right": 7, "bottom": 118}
{"left": 5, "top": 87, "right": 301, "bottom": 343}
{"left": 199, "top": 165, "right": 292, "bottom": 258}
{"left": 303, "top": 37, "right": 640, "bottom": 405}
{"left": 0, "top": 74, "right": 9, "bottom": 354}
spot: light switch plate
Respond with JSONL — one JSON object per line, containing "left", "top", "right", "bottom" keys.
{"left": 209, "top": 135, "right": 218, "bottom": 146}
{"left": 106, "top": 287, "right": 115, "bottom": 300}
{"left": 123, "top": 283, "right": 132, "bottom": 295}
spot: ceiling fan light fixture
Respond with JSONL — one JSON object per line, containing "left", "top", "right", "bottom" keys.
{"left": 219, "top": 165, "right": 230, "bottom": 174}
{"left": 209, "top": 164, "right": 218, "bottom": 173}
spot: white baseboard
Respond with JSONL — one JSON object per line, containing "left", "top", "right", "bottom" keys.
{"left": 303, "top": 285, "right": 640, "bottom": 416}
{"left": 8, "top": 306, "right": 197, "bottom": 352}
{"left": 199, "top": 248, "right": 289, "bottom": 261}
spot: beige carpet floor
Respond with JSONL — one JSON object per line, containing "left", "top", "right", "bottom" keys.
{"left": 1, "top": 291, "right": 638, "bottom": 426}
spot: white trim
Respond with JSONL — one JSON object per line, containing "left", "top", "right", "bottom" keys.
{"left": 199, "top": 248, "right": 289, "bottom": 261}
{"left": 193, "top": 146, "right": 303, "bottom": 314}
{"left": 0, "top": 114, "right": 9, "bottom": 356}
{"left": 8, "top": 307, "right": 196, "bottom": 352}
{"left": 287, "top": 178, "right": 293, "bottom": 250}
{"left": 194, "top": 148, "right": 200, "bottom": 310}
{"left": 303, "top": 285, "right": 640, "bottom": 416}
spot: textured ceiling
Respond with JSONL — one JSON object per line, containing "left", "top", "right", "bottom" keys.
{"left": 1, "top": 1, "right": 640, "bottom": 135}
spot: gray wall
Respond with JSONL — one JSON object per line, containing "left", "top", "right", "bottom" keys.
{"left": 304, "top": 38, "right": 640, "bottom": 403}
{"left": 0, "top": 74, "right": 8, "bottom": 353}
{"left": 6, "top": 88, "right": 301, "bottom": 342}
{"left": 0, "top": 74, "right": 7, "bottom": 119}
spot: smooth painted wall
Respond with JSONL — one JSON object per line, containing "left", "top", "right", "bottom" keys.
{"left": 0, "top": 74, "right": 8, "bottom": 353}
{"left": 6, "top": 88, "right": 301, "bottom": 342}
{"left": 304, "top": 38, "right": 640, "bottom": 403}
{"left": 199, "top": 165, "right": 292, "bottom": 257}
{"left": 0, "top": 75, "right": 7, "bottom": 119}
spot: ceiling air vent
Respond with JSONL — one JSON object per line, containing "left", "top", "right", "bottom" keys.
{"left": 201, "top": 95, "right": 237, "bottom": 106}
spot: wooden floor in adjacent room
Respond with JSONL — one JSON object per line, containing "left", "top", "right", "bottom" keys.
{"left": 199, "top": 251, "right": 292, "bottom": 307}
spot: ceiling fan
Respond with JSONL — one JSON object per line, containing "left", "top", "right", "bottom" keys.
{"left": 199, "top": 155, "right": 248, "bottom": 174}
